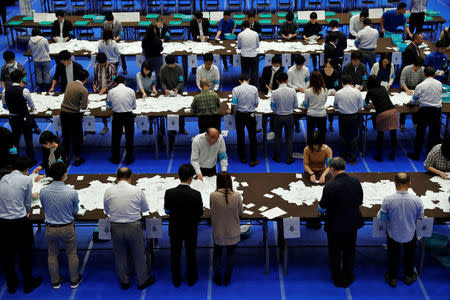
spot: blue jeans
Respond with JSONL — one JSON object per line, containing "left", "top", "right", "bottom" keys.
{"left": 34, "top": 61, "right": 51, "bottom": 87}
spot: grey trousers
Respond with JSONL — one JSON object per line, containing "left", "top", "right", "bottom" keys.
{"left": 111, "top": 221, "right": 149, "bottom": 285}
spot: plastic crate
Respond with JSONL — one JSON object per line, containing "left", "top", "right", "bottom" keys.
{"left": 173, "top": 14, "right": 184, "bottom": 19}
{"left": 277, "top": 12, "right": 287, "bottom": 18}
{"left": 224, "top": 33, "right": 237, "bottom": 40}
{"left": 169, "top": 20, "right": 182, "bottom": 26}
{"left": 38, "top": 21, "right": 53, "bottom": 25}
{"left": 82, "top": 14, "right": 96, "bottom": 19}
{"left": 210, "top": 21, "right": 217, "bottom": 25}
{"left": 9, "top": 21, "right": 24, "bottom": 26}
{"left": 93, "top": 16, "right": 105, "bottom": 23}
{"left": 425, "top": 232, "right": 449, "bottom": 249}
{"left": 139, "top": 21, "right": 152, "bottom": 26}
{"left": 351, "top": 11, "right": 359, "bottom": 16}
{"left": 75, "top": 20, "right": 89, "bottom": 26}
{"left": 22, "top": 16, "right": 33, "bottom": 21}
{"left": 297, "top": 19, "right": 308, "bottom": 24}
{"left": 327, "top": 18, "right": 340, "bottom": 23}
{"left": 397, "top": 43, "right": 408, "bottom": 52}
{"left": 259, "top": 13, "right": 272, "bottom": 18}
{"left": 325, "top": 12, "right": 336, "bottom": 17}
{"left": 146, "top": 14, "right": 159, "bottom": 19}
{"left": 442, "top": 84, "right": 450, "bottom": 92}
{"left": 233, "top": 14, "right": 245, "bottom": 19}
{"left": 182, "top": 15, "right": 193, "bottom": 22}
{"left": 260, "top": 19, "right": 272, "bottom": 25}
{"left": 442, "top": 93, "right": 450, "bottom": 103}
{"left": 234, "top": 20, "right": 243, "bottom": 25}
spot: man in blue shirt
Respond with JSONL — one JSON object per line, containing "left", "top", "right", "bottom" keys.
{"left": 40, "top": 162, "right": 82, "bottom": 290}
{"left": 379, "top": 172, "right": 424, "bottom": 287}
{"left": 0, "top": 157, "right": 41, "bottom": 294}
{"left": 381, "top": 3, "right": 413, "bottom": 38}
{"left": 424, "top": 40, "right": 448, "bottom": 82}
{"left": 215, "top": 10, "right": 235, "bottom": 71}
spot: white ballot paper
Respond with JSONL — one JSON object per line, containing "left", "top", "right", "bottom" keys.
{"left": 259, "top": 206, "right": 268, "bottom": 211}
{"left": 77, "top": 176, "right": 84, "bottom": 181}
{"left": 245, "top": 203, "right": 254, "bottom": 208}
{"left": 283, "top": 217, "right": 300, "bottom": 238}
{"left": 264, "top": 193, "right": 274, "bottom": 198}
{"left": 32, "top": 208, "right": 41, "bottom": 215}
{"left": 261, "top": 207, "right": 287, "bottom": 219}
{"left": 372, "top": 217, "right": 387, "bottom": 238}
{"left": 416, "top": 218, "right": 434, "bottom": 239}
{"left": 146, "top": 218, "right": 163, "bottom": 238}
{"left": 167, "top": 114, "right": 179, "bottom": 131}
{"left": 243, "top": 210, "right": 254, "bottom": 215}
{"left": 76, "top": 208, "right": 86, "bottom": 216}
{"left": 241, "top": 182, "right": 249, "bottom": 187}
{"left": 98, "top": 219, "right": 112, "bottom": 240}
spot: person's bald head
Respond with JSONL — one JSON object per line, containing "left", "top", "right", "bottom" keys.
{"left": 206, "top": 128, "right": 220, "bottom": 146}
{"left": 395, "top": 172, "right": 410, "bottom": 189}
{"left": 117, "top": 167, "right": 132, "bottom": 182}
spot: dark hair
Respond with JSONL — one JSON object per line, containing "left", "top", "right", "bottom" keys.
{"left": 360, "top": 8, "right": 369, "bottom": 18}
{"left": 308, "top": 131, "right": 324, "bottom": 150}
{"left": 379, "top": 53, "right": 392, "bottom": 70}
{"left": 363, "top": 18, "right": 371, "bottom": 26}
{"left": 441, "top": 139, "right": 450, "bottom": 160}
{"left": 165, "top": 54, "right": 176, "bottom": 64}
{"left": 224, "top": 10, "right": 231, "bottom": 16}
{"left": 48, "top": 161, "right": 67, "bottom": 181}
{"left": 294, "top": 55, "right": 305, "bottom": 66}
{"left": 310, "top": 12, "right": 317, "bottom": 20}
{"left": 286, "top": 11, "right": 294, "bottom": 21}
{"left": 272, "top": 55, "right": 282, "bottom": 64}
{"left": 96, "top": 52, "right": 107, "bottom": 64}
{"left": 194, "top": 11, "right": 203, "bottom": 19}
{"left": 329, "top": 20, "right": 339, "bottom": 28}
{"left": 55, "top": 9, "right": 65, "bottom": 18}
{"left": 329, "top": 157, "right": 346, "bottom": 171}
{"left": 114, "top": 75, "right": 126, "bottom": 84}
{"left": 156, "top": 16, "right": 163, "bottom": 23}
{"left": 436, "top": 40, "right": 446, "bottom": 48}
{"left": 59, "top": 50, "right": 71, "bottom": 61}
{"left": 13, "top": 156, "right": 31, "bottom": 171}
{"left": 309, "top": 71, "right": 325, "bottom": 95}
{"left": 351, "top": 51, "right": 362, "bottom": 61}
{"left": 105, "top": 12, "right": 114, "bottom": 21}
{"left": 239, "top": 73, "right": 250, "bottom": 82}
{"left": 367, "top": 75, "right": 380, "bottom": 89}
{"left": 31, "top": 27, "right": 41, "bottom": 36}
{"left": 276, "top": 72, "right": 288, "bottom": 83}
{"left": 412, "top": 32, "right": 422, "bottom": 41}
{"left": 203, "top": 52, "right": 213, "bottom": 62}
{"left": 102, "top": 28, "right": 114, "bottom": 42}
{"left": 326, "top": 31, "right": 339, "bottom": 43}
{"left": 324, "top": 58, "right": 335, "bottom": 68}
{"left": 413, "top": 56, "right": 424, "bottom": 67}
{"left": 424, "top": 66, "right": 435, "bottom": 77}
{"left": 242, "top": 20, "right": 250, "bottom": 28}
{"left": 216, "top": 171, "right": 233, "bottom": 204}
{"left": 144, "top": 25, "right": 157, "bottom": 40}
{"left": 394, "top": 172, "right": 410, "bottom": 185}
{"left": 178, "top": 163, "right": 195, "bottom": 182}
{"left": 39, "top": 130, "right": 59, "bottom": 145}
{"left": 117, "top": 167, "right": 132, "bottom": 180}
{"left": 141, "top": 61, "right": 153, "bottom": 77}
{"left": 76, "top": 69, "right": 89, "bottom": 82}
{"left": 397, "top": 2, "right": 407, "bottom": 10}
{"left": 247, "top": 11, "right": 256, "bottom": 18}
{"left": 3, "top": 50, "right": 15, "bottom": 61}
{"left": 10, "top": 70, "right": 24, "bottom": 84}
{"left": 341, "top": 74, "right": 353, "bottom": 85}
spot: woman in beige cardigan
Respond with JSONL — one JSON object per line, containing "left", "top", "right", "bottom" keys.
{"left": 210, "top": 171, "right": 243, "bottom": 286}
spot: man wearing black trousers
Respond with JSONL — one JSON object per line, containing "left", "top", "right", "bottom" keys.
{"left": 164, "top": 164, "right": 203, "bottom": 287}
{"left": 319, "top": 157, "right": 364, "bottom": 288}
{"left": 237, "top": 20, "right": 260, "bottom": 87}
{"left": 107, "top": 76, "right": 136, "bottom": 165}
{"left": 409, "top": 0, "right": 428, "bottom": 35}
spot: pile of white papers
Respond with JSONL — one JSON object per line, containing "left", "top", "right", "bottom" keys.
{"left": 133, "top": 94, "right": 194, "bottom": 114}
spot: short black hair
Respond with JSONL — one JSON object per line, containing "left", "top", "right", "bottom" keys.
{"left": 310, "top": 12, "right": 317, "bottom": 20}
{"left": 363, "top": 18, "right": 371, "bottom": 26}
{"left": 239, "top": 73, "right": 250, "bottom": 82}
{"left": 326, "top": 31, "right": 339, "bottom": 43}
{"left": 360, "top": 8, "right": 369, "bottom": 18}
{"left": 242, "top": 20, "right": 250, "bottom": 28}
{"left": 203, "top": 52, "right": 213, "bottom": 62}
{"left": 329, "top": 157, "right": 346, "bottom": 171}
{"left": 286, "top": 11, "right": 294, "bottom": 21}
{"left": 271, "top": 55, "right": 282, "bottom": 64}
{"left": 55, "top": 9, "right": 65, "bottom": 18}
{"left": 140, "top": 61, "right": 153, "bottom": 77}
{"left": 397, "top": 2, "right": 407, "bottom": 10}
{"left": 114, "top": 75, "right": 126, "bottom": 84}
{"left": 329, "top": 20, "right": 339, "bottom": 28}
{"left": 96, "top": 52, "right": 107, "bottom": 64}
{"left": 308, "top": 131, "right": 324, "bottom": 150}
{"left": 76, "top": 69, "right": 89, "bottom": 82}
{"left": 59, "top": 50, "right": 72, "bottom": 61}
{"left": 394, "top": 172, "right": 410, "bottom": 185}
{"left": 436, "top": 40, "right": 446, "bottom": 48}
{"left": 294, "top": 55, "right": 306, "bottom": 65}
{"left": 39, "top": 130, "right": 59, "bottom": 145}
{"left": 105, "top": 12, "right": 114, "bottom": 21}
{"left": 165, "top": 54, "right": 176, "bottom": 64}
{"left": 224, "top": 10, "right": 231, "bottom": 16}
{"left": 247, "top": 11, "right": 256, "bottom": 18}
{"left": 367, "top": 75, "right": 380, "bottom": 89}
{"left": 341, "top": 74, "right": 353, "bottom": 85}
{"left": 48, "top": 161, "right": 67, "bottom": 181}
{"left": 424, "top": 66, "right": 435, "bottom": 77}
{"left": 10, "top": 70, "right": 24, "bottom": 84}
{"left": 413, "top": 56, "right": 424, "bottom": 66}
{"left": 351, "top": 50, "right": 362, "bottom": 61}
{"left": 276, "top": 72, "right": 288, "bottom": 83}
{"left": 13, "top": 156, "right": 31, "bottom": 171}
{"left": 441, "top": 139, "right": 450, "bottom": 160}
{"left": 3, "top": 50, "right": 15, "bottom": 62}
{"left": 31, "top": 27, "right": 41, "bottom": 36}
{"left": 194, "top": 10, "right": 203, "bottom": 19}
{"left": 117, "top": 167, "right": 132, "bottom": 180}
{"left": 178, "top": 163, "right": 195, "bottom": 182}
{"left": 412, "top": 32, "right": 422, "bottom": 41}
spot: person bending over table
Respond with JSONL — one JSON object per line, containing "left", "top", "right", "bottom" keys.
{"left": 259, "top": 55, "right": 284, "bottom": 94}
{"left": 364, "top": 75, "right": 398, "bottom": 162}
{"left": 320, "top": 59, "right": 341, "bottom": 132}
{"left": 279, "top": 11, "right": 298, "bottom": 41}
{"left": 51, "top": 10, "right": 73, "bottom": 43}
{"left": 191, "top": 128, "right": 228, "bottom": 181}
{"left": 247, "top": 11, "right": 261, "bottom": 34}
{"left": 1, "top": 50, "right": 28, "bottom": 90}
{"left": 28, "top": 28, "right": 51, "bottom": 92}
{"left": 380, "top": 2, "right": 413, "bottom": 39}
{"left": 370, "top": 53, "right": 395, "bottom": 91}
{"left": 196, "top": 53, "right": 220, "bottom": 91}
{"left": 164, "top": 164, "right": 203, "bottom": 287}
{"left": 355, "top": 18, "right": 379, "bottom": 70}
{"left": 424, "top": 139, "right": 450, "bottom": 179}
{"left": 190, "top": 10, "right": 211, "bottom": 42}
{"left": 104, "top": 12, "right": 127, "bottom": 75}
{"left": 210, "top": 171, "right": 243, "bottom": 287}
{"left": 155, "top": 16, "right": 170, "bottom": 42}
{"left": 349, "top": 8, "right": 368, "bottom": 39}
{"left": 379, "top": 172, "right": 424, "bottom": 288}
{"left": 302, "top": 12, "right": 322, "bottom": 70}
{"left": 439, "top": 27, "right": 450, "bottom": 48}
{"left": 342, "top": 51, "right": 368, "bottom": 91}
{"left": 215, "top": 10, "right": 235, "bottom": 71}
{"left": 32, "top": 131, "right": 66, "bottom": 181}
{"left": 303, "top": 71, "right": 328, "bottom": 145}
{"left": 401, "top": 33, "right": 423, "bottom": 71}
{"left": 399, "top": 56, "right": 424, "bottom": 130}
{"left": 303, "top": 131, "right": 332, "bottom": 185}
{"left": 424, "top": 40, "right": 448, "bottom": 82}
{"left": 191, "top": 78, "right": 221, "bottom": 133}
{"left": 49, "top": 50, "right": 84, "bottom": 93}
{"left": 98, "top": 29, "right": 121, "bottom": 71}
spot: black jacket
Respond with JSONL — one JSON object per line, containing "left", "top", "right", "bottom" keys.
{"left": 259, "top": 65, "right": 285, "bottom": 94}
{"left": 164, "top": 184, "right": 203, "bottom": 237}
{"left": 342, "top": 62, "right": 368, "bottom": 90}
{"left": 155, "top": 23, "right": 170, "bottom": 42}
{"left": 52, "top": 61, "right": 84, "bottom": 92}
{"left": 303, "top": 22, "right": 323, "bottom": 39}
{"left": 142, "top": 36, "right": 163, "bottom": 57}
{"left": 324, "top": 43, "right": 339, "bottom": 68}
{"left": 319, "top": 173, "right": 364, "bottom": 233}
{"left": 40, "top": 144, "right": 65, "bottom": 174}
{"left": 326, "top": 30, "right": 347, "bottom": 58}
{"left": 190, "top": 18, "right": 211, "bottom": 40}
{"left": 401, "top": 43, "right": 420, "bottom": 69}
{"left": 249, "top": 21, "right": 262, "bottom": 34}
{"left": 51, "top": 19, "right": 74, "bottom": 40}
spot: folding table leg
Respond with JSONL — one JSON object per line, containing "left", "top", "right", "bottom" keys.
{"left": 155, "top": 117, "right": 159, "bottom": 160}
{"left": 418, "top": 238, "right": 426, "bottom": 276}
{"left": 283, "top": 238, "right": 288, "bottom": 276}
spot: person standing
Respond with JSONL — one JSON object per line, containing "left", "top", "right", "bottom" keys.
{"left": 424, "top": 40, "right": 448, "bottom": 82}
{"left": 191, "top": 78, "right": 221, "bottom": 133}
{"left": 60, "top": 69, "right": 89, "bottom": 166}
{"left": 1, "top": 50, "right": 28, "bottom": 90}
{"left": 401, "top": 33, "right": 423, "bottom": 71}
{"left": 324, "top": 33, "right": 339, "bottom": 69}
{"left": 259, "top": 55, "right": 284, "bottom": 94}
{"left": 355, "top": 18, "right": 379, "bottom": 70}
{"left": 407, "top": 66, "right": 443, "bottom": 160}
{"left": 164, "top": 164, "right": 203, "bottom": 287}
{"left": 270, "top": 72, "right": 298, "bottom": 164}
{"left": 104, "top": 12, "right": 127, "bottom": 75}
{"left": 49, "top": 50, "right": 84, "bottom": 93}
{"left": 232, "top": 73, "right": 259, "bottom": 167}
{"left": 318, "top": 157, "right": 363, "bottom": 288}
{"left": 349, "top": 8, "right": 368, "bottom": 39}
{"left": 51, "top": 10, "right": 73, "bottom": 42}
{"left": 320, "top": 59, "right": 341, "bottom": 132}
{"left": 333, "top": 74, "right": 364, "bottom": 165}
{"left": 379, "top": 172, "right": 424, "bottom": 288}
{"left": 409, "top": 0, "right": 428, "bottom": 34}
{"left": 196, "top": 53, "right": 220, "bottom": 91}
{"left": 40, "top": 162, "right": 81, "bottom": 289}
{"left": 0, "top": 157, "right": 42, "bottom": 294}
{"left": 380, "top": 2, "right": 413, "bottom": 38}
{"left": 107, "top": 76, "right": 136, "bottom": 165}
{"left": 370, "top": 54, "right": 395, "bottom": 90}
{"left": 214, "top": 11, "right": 235, "bottom": 71}
{"left": 98, "top": 29, "right": 121, "bottom": 68}
{"left": 103, "top": 167, "right": 155, "bottom": 290}
{"left": 303, "top": 71, "right": 328, "bottom": 144}
{"left": 28, "top": 28, "right": 51, "bottom": 92}
{"left": 237, "top": 20, "right": 260, "bottom": 87}
{"left": 328, "top": 20, "right": 347, "bottom": 67}
{"left": 287, "top": 55, "right": 310, "bottom": 133}
{"left": 247, "top": 11, "right": 261, "bottom": 34}
{"left": 142, "top": 25, "right": 163, "bottom": 81}
{"left": 210, "top": 171, "right": 243, "bottom": 286}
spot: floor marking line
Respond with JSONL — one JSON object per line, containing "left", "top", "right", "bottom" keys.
{"left": 265, "top": 153, "right": 270, "bottom": 173}
{"left": 207, "top": 239, "right": 213, "bottom": 300}
{"left": 300, "top": 119, "right": 307, "bottom": 142}
{"left": 140, "top": 287, "right": 147, "bottom": 300}
{"left": 166, "top": 150, "right": 174, "bottom": 173}
{"left": 2, "top": 122, "right": 9, "bottom": 127}
{"left": 414, "top": 267, "right": 431, "bottom": 300}
{"left": 438, "top": 0, "right": 450, "bottom": 9}
{"left": 33, "top": 122, "right": 51, "bottom": 147}
{"left": 272, "top": 222, "right": 287, "bottom": 300}
{"left": 116, "top": 150, "right": 127, "bottom": 170}
{"left": 360, "top": 155, "right": 371, "bottom": 172}
{"left": 69, "top": 238, "right": 94, "bottom": 300}
{"left": 0, "top": 284, "right": 6, "bottom": 300}
{"left": 345, "top": 287, "right": 353, "bottom": 300}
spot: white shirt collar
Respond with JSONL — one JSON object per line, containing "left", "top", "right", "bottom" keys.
{"left": 12, "top": 82, "right": 21, "bottom": 86}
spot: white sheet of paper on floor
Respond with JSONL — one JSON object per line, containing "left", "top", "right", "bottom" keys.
{"left": 232, "top": 54, "right": 241, "bottom": 67}
{"left": 188, "top": 55, "right": 198, "bottom": 68}
{"left": 167, "top": 114, "right": 179, "bottom": 131}
{"left": 263, "top": 193, "right": 274, "bottom": 198}
{"left": 83, "top": 116, "right": 96, "bottom": 132}
{"left": 416, "top": 217, "right": 434, "bottom": 239}
{"left": 343, "top": 53, "right": 351, "bottom": 66}
{"left": 265, "top": 54, "right": 274, "bottom": 66}
{"left": 76, "top": 208, "right": 86, "bottom": 216}
{"left": 261, "top": 207, "right": 287, "bottom": 219}
{"left": 136, "top": 54, "right": 145, "bottom": 68}
{"left": 391, "top": 52, "right": 402, "bottom": 65}
{"left": 223, "top": 114, "right": 236, "bottom": 130}
{"left": 259, "top": 206, "right": 268, "bottom": 211}
{"left": 32, "top": 208, "right": 40, "bottom": 215}
{"left": 283, "top": 217, "right": 300, "bottom": 238}
{"left": 241, "top": 182, "right": 249, "bottom": 187}
{"left": 135, "top": 115, "right": 148, "bottom": 131}
{"left": 77, "top": 176, "right": 84, "bottom": 181}
{"left": 243, "top": 210, "right": 254, "bottom": 215}
{"left": 52, "top": 115, "right": 61, "bottom": 132}
{"left": 107, "top": 176, "right": 116, "bottom": 182}
{"left": 146, "top": 218, "right": 163, "bottom": 238}
{"left": 282, "top": 54, "right": 291, "bottom": 67}
{"left": 372, "top": 217, "right": 387, "bottom": 238}
{"left": 98, "top": 219, "right": 112, "bottom": 240}
{"left": 213, "top": 54, "right": 220, "bottom": 67}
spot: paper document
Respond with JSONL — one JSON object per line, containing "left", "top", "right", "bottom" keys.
{"left": 261, "top": 207, "right": 287, "bottom": 219}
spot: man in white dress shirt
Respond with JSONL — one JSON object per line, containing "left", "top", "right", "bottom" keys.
{"left": 349, "top": 8, "right": 368, "bottom": 38}
{"left": 355, "top": 18, "right": 379, "bottom": 69}
{"left": 237, "top": 20, "right": 260, "bottom": 87}
{"left": 287, "top": 55, "right": 310, "bottom": 132}
{"left": 196, "top": 53, "right": 220, "bottom": 91}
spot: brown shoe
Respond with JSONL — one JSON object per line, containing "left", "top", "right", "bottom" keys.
{"left": 249, "top": 160, "right": 259, "bottom": 167}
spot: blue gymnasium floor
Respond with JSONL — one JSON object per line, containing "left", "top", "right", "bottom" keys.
{"left": 1, "top": 1, "right": 450, "bottom": 299}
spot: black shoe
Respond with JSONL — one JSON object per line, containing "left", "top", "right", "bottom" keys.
{"left": 172, "top": 277, "right": 181, "bottom": 287}
{"left": 384, "top": 273, "right": 397, "bottom": 288}
{"left": 286, "top": 158, "right": 295, "bottom": 165}
{"left": 138, "top": 276, "right": 156, "bottom": 290}
{"left": 373, "top": 155, "right": 383, "bottom": 162}
{"left": 256, "top": 129, "right": 262, "bottom": 133}
{"left": 24, "top": 277, "right": 42, "bottom": 293}
{"left": 240, "top": 158, "right": 248, "bottom": 164}
{"left": 149, "top": 126, "right": 154, "bottom": 135}
{"left": 333, "top": 279, "right": 343, "bottom": 288}
{"left": 120, "top": 282, "right": 130, "bottom": 290}
{"left": 272, "top": 156, "right": 281, "bottom": 163}
{"left": 349, "top": 158, "right": 357, "bottom": 165}
{"left": 33, "top": 127, "right": 42, "bottom": 134}
{"left": 213, "top": 273, "right": 222, "bottom": 286}
{"left": 7, "top": 278, "right": 19, "bottom": 294}
{"left": 187, "top": 275, "right": 198, "bottom": 286}
{"left": 70, "top": 274, "right": 82, "bottom": 289}
{"left": 125, "top": 157, "right": 135, "bottom": 165}
{"left": 109, "top": 157, "right": 119, "bottom": 164}
{"left": 53, "top": 275, "right": 63, "bottom": 290}
{"left": 223, "top": 273, "right": 231, "bottom": 286}
{"left": 74, "top": 158, "right": 85, "bottom": 166}
{"left": 341, "top": 274, "right": 354, "bottom": 288}
{"left": 400, "top": 124, "right": 405, "bottom": 131}
{"left": 250, "top": 160, "right": 259, "bottom": 167}
{"left": 389, "top": 153, "right": 395, "bottom": 161}
{"left": 329, "top": 124, "right": 334, "bottom": 132}
{"left": 403, "top": 272, "right": 417, "bottom": 285}
{"left": 179, "top": 128, "right": 188, "bottom": 135}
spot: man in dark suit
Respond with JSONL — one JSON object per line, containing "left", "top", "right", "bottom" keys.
{"left": 328, "top": 20, "right": 347, "bottom": 68}
{"left": 324, "top": 32, "right": 339, "bottom": 69}
{"left": 247, "top": 11, "right": 261, "bottom": 34}
{"left": 401, "top": 33, "right": 423, "bottom": 70}
{"left": 51, "top": 10, "right": 73, "bottom": 42}
{"left": 259, "top": 55, "right": 284, "bottom": 94}
{"left": 342, "top": 51, "right": 368, "bottom": 90}
{"left": 164, "top": 164, "right": 204, "bottom": 287}
{"left": 319, "top": 157, "right": 364, "bottom": 288}
{"left": 155, "top": 16, "right": 170, "bottom": 42}
{"left": 190, "top": 11, "right": 211, "bottom": 41}
{"left": 49, "top": 50, "right": 84, "bottom": 93}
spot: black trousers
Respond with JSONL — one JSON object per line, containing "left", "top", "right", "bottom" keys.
{"left": 111, "top": 112, "right": 134, "bottom": 161}
{"left": 399, "top": 113, "right": 418, "bottom": 127}
{"left": 198, "top": 115, "right": 221, "bottom": 133}
{"left": 213, "top": 244, "right": 236, "bottom": 276}
{"left": 170, "top": 233, "right": 198, "bottom": 282}
{"left": 327, "top": 231, "right": 357, "bottom": 282}
{"left": 338, "top": 114, "right": 360, "bottom": 162}
{"left": 306, "top": 115, "right": 326, "bottom": 145}
{"left": 235, "top": 111, "right": 257, "bottom": 162}
{"left": 0, "top": 217, "right": 34, "bottom": 289}
{"left": 60, "top": 111, "right": 83, "bottom": 159}
{"left": 273, "top": 114, "right": 294, "bottom": 160}
{"left": 376, "top": 130, "right": 397, "bottom": 156}
{"left": 413, "top": 106, "right": 441, "bottom": 156}
{"left": 121, "top": 55, "right": 127, "bottom": 71}
{"left": 241, "top": 56, "right": 259, "bottom": 87}
{"left": 200, "top": 166, "right": 217, "bottom": 177}
{"left": 387, "top": 235, "right": 416, "bottom": 279}
{"left": 9, "top": 115, "right": 34, "bottom": 160}
{"left": 409, "top": 12, "right": 425, "bottom": 34}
